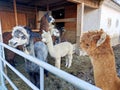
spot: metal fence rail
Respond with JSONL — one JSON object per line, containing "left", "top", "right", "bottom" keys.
{"left": 0, "top": 56, "right": 39, "bottom": 90}
{"left": 0, "top": 42, "right": 101, "bottom": 90}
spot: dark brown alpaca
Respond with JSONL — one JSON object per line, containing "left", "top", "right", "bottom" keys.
{"left": 80, "top": 29, "right": 120, "bottom": 90}
{"left": 39, "top": 12, "right": 54, "bottom": 33}
{"left": 39, "top": 15, "right": 49, "bottom": 33}
{"left": 3, "top": 32, "right": 16, "bottom": 66}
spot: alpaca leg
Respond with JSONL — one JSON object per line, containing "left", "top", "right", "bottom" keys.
{"left": 29, "top": 72, "right": 36, "bottom": 85}
{"left": 65, "top": 56, "right": 69, "bottom": 67}
{"left": 44, "top": 70, "right": 49, "bottom": 77}
{"left": 55, "top": 58, "right": 61, "bottom": 69}
{"left": 35, "top": 72, "right": 40, "bottom": 89}
{"left": 67, "top": 54, "right": 73, "bottom": 68}
{"left": 10, "top": 59, "right": 16, "bottom": 67}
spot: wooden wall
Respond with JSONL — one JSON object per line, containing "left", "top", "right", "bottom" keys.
{"left": 0, "top": 11, "right": 26, "bottom": 32}
{"left": 64, "top": 5, "right": 77, "bottom": 43}
{"left": 0, "top": 1, "right": 36, "bottom": 32}
{"left": 64, "top": 5, "right": 77, "bottom": 31}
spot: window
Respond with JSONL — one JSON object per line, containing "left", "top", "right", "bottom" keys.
{"left": 107, "top": 18, "right": 112, "bottom": 28}
{"left": 116, "top": 19, "right": 119, "bottom": 28}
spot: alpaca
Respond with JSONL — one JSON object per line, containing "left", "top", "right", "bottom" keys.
{"left": 39, "top": 12, "right": 61, "bottom": 44}
{"left": 3, "top": 32, "right": 16, "bottom": 66}
{"left": 9, "top": 26, "right": 48, "bottom": 88}
{"left": 39, "top": 12, "right": 55, "bottom": 33}
{"left": 80, "top": 29, "right": 120, "bottom": 90}
{"left": 49, "top": 24, "right": 61, "bottom": 44}
{"left": 42, "top": 30, "right": 73, "bottom": 69}
{"left": 48, "top": 17, "right": 66, "bottom": 44}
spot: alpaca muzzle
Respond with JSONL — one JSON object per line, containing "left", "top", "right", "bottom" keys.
{"left": 9, "top": 39, "right": 18, "bottom": 47}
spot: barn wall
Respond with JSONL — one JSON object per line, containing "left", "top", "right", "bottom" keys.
{"left": 0, "top": 11, "right": 36, "bottom": 32}
{"left": 36, "top": 11, "right": 48, "bottom": 29}
{"left": 26, "top": 13, "right": 36, "bottom": 29}
{"left": 65, "top": 5, "right": 77, "bottom": 31}
{"left": 64, "top": 5, "right": 77, "bottom": 43}
{"left": 100, "top": 1, "right": 120, "bottom": 46}
{"left": 0, "top": 2, "right": 36, "bottom": 32}
{"left": 83, "top": 7, "right": 101, "bottom": 32}
{"left": 0, "top": 11, "right": 26, "bottom": 32}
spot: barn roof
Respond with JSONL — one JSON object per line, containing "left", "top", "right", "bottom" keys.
{"left": 0, "top": 0, "right": 103, "bottom": 11}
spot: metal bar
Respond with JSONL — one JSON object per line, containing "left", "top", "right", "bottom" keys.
{"left": 40, "top": 67, "right": 44, "bottom": 90}
{"left": 0, "top": 51, "right": 5, "bottom": 88}
{"left": 0, "top": 20, "right": 6, "bottom": 89}
{"left": 1, "top": 71, "right": 18, "bottom": 90}
{"left": 0, "top": 57, "right": 39, "bottom": 90}
{"left": 0, "top": 42, "right": 101, "bottom": 90}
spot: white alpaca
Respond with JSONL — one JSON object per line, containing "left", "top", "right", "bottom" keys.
{"left": 49, "top": 24, "right": 60, "bottom": 37}
{"left": 42, "top": 30, "right": 73, "bottom": 69}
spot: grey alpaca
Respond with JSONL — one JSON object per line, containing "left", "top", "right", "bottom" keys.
{"left": 9, "top": 26, "right": 48, "bottom": 88}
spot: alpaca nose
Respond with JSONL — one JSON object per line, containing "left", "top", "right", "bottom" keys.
{"left": 80, "top": 42, "right": 82, "bottom": 47}
{"left": 9, "top": 40, "right": 17, "bottom": 47}
{"left": 9, "top": 41, "right": 13, "bottom": 46}
{"left": 80, "top": 42, "right": 81, "bottom": 45}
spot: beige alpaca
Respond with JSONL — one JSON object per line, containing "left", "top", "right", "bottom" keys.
{"left": 42, "top": 30, "right": 73, "bottom": 69}
{"left": 80, "top": 29, "right": 120, "bottom": 90}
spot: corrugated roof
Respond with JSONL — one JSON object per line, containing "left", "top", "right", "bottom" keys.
{"left": 113, "top": 0, "right": 120, "bottom": 6}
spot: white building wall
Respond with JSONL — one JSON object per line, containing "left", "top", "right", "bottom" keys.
{"left": 100, "top": 1, "right": 120, "bottom": 45}
{"left": 83, "top": 7, "right": 101, "bottom": 32}
{"left": 83, "top": 0, "right": 120, "bottom": 46}
{"left": 100, "top": 5, "right": 120, "bottom": 36}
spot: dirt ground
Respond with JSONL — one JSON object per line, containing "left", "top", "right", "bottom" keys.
{"left": 5, "top": 44, "right": 120, "bottom": 90}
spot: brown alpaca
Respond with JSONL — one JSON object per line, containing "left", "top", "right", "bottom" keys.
{"left": 80, "top": 29, "right": 120, "bottom": 90}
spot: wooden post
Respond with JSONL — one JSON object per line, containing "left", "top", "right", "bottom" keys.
{"left": 47, "top": 4, "right": 49, "bottom": 11}
{"left": 35, "top": 6, "right": 38, "bottom": 29}
{"left": 76, "top": 3, "right": 84, "bottom": 54}
{"left": 13, "top": 0, "right": 18, "bottom": 26}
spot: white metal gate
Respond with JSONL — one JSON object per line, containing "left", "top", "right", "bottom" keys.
{"left": 0, "top": 20, "right": 101, "bottom": 90}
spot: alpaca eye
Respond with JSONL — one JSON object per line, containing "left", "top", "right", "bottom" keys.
{"left": 86, "top": 44, "right": 89, "bottom": 47}
{"left": 21, "top": 35, "right": 26, "bottom": 39}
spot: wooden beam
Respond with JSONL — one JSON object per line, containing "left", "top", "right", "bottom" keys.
{"left": 13, "top": 0, "right": 18, "bottom": 26}
{"left": 47, "top": 3, "right": 49, "bottom": 11}
{"left": 37, "top": 18, "right": 76, "bottom": 23}
{"left": 35, "top": 6, "right": 38, "bottom": 29}
{"left": 67, "top": 0, "right": 99, "bottom": 8}
{"left": 55, "top": 18, "right": 76, "bottom": 22}
{"left": 76, "top": 3, "right": 84, "bottom": 54}
{"left": 76, "top": 3, "right": 84, "bottom": 37}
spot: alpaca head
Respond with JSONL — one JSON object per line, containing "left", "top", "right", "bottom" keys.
{"left": 40, "top": 12, "right": 56, "bottom": 33}
{"left": 45, "top": 12, "right": 55, "bottom": 24}
{"left": 41, "top": 30, "right": 52, "bottom": 44}
{"left": 9, "top": 26, "right": 41, "bottom": 47}
{"left": 9, "top": 26, "right": 30, "bottom": 47}
{"left": 80, "top": 29, "right": 110, "bottom": 55}
{"left": 49, "top": 25, "right": 60, "bottom": 37}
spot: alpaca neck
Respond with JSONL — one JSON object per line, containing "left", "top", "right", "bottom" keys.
{"left": 46, "top": 36, "right": 56, "bottom": 58}
{"left": 23, "top": 38, "right": 35, "bottom": 57}
{"left": 90, "top": 47, "right": 119, "bottom": 89}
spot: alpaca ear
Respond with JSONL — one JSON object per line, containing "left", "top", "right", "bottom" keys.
{"left": 42, "top": 38, "right": 47, "bottom": 42}
{"left": 99, "top": 28, "right": 104, "bottom": 32}
{"left": 96, "top": 33, "right": 107, "bottom": 47}
{"left": 48, "top": 31, "right": 51, "bottom": 34}
{"left": 43, "top": 30, "right": 46, "bottom": 34}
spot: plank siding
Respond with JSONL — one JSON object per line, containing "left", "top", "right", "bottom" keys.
{"left": 65, "top": 5, "right": 77, "bottom": 31}
{"left": 0, "top": 11, "right": 26, "bottom": 32}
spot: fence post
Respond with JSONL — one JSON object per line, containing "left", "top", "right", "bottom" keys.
{"left": 0, "top": 20, "right": 7, "bottom": 90}
{"left": 40, "top": 67, "right": 44, "bottom": 90}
